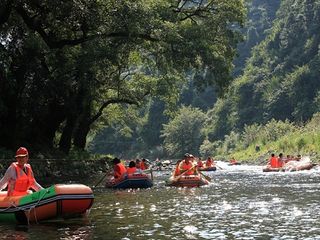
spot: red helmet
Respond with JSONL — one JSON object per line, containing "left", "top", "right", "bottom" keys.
{"left": 15, "top": 147, "right": 29, "bottom": 158}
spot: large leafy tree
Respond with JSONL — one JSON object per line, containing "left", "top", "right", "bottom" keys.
{"left": 161, "top": 106, "right": 206, "bottom": 157}
{"left": 0, "top": 0, "right": 245, "bottom": 154}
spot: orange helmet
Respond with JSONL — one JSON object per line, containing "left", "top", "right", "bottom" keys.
{"left": 15, "top": 147, "right": 29, "bottom": 158}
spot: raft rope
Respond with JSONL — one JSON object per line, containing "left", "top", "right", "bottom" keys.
{"left": 26, "top": 189, "right": 49, "bottom": 224}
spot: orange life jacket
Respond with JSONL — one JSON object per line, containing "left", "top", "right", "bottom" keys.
{"left": 173, "top": 165, "right": 181, "bottom": 177}
{"left": 197, "top": 161, "right": 203, "bottom": 167}
{"left": 179, "top": 161, "right": 195, "bottom": 175}
{"left": 114, "top": 163, "right": 127, "bottom": 179}
{"left": 205, "top": 159, "right": 213, "bottom": 167}
{"left": 8, "top": 162, "right": 35, "bottom": 196}
{"left": 278, "top": 157, "right": 284, "bottom": 167}
{"left": 127, "top": 167, "right": 137, "bottom": 174}
{"left": 140, "top": 162, "right": 147, "bottom": 170}
{"left": 230, "top": 159, "right": 237, "bottom": 164}
{"left": 270, "top": 157, "right": 280, "bottom": 168}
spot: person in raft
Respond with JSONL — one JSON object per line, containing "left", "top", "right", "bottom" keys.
{"left": 268, "top": 153, "right": 284, "bottom": 168}
{"left": 229, "top": 157, "right": 238, "bottom": 165}
{"left": 127, "top": 161, "right": 142, "bottom": 174}
{"left": 205, "top": 156, "right": 214, "bottom": 168}
{"left": 112, "top": 157, "right": 127, "bottom": 180}
{"left": 0, "top": 147, "right": 43, "bottom": 196}
{"left": 197, "top": 157, "right": 204, "bottom": 169}
{"left": 140, "top": 158, "right": 149, "bottom": 170}
{"left": 178, "top": 153, "right": 197, "bottom": 175}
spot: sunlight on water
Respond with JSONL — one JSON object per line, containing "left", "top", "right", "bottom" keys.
{"left": 1, "top": 164, "right": 320, "bottom": 239}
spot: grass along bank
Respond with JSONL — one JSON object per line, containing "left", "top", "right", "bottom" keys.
{"left": 213, "top": 113, "right": 320, "bottom": 165}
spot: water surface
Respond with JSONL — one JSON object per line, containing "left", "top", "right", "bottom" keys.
{"left": 1, "top": 163, "right": 320, "bottom": 239}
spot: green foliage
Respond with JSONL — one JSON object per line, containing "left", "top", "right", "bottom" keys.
{"left": 212, "top": 113, "right": 320, "bottom": 162}
{"left": 161, "top": 106, "right": 206, "bottom": 157}
{"left": 201, "top": 118, "right": 298, "bottom": 159}
{"left": 205, "top": 0, "right": 320, "bottom": 142}
{"left": 296, "top": 137, "right": 307, "bottom": 151}
{"left": 0, "top": 0, "right": 246, "bottom": 156}
{"left": 233, "top": 0, "right": 281, "bottom": 76}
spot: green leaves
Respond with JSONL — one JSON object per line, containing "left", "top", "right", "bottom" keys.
{"left": 161, "top": 106, "right": 206, "bottom": 157}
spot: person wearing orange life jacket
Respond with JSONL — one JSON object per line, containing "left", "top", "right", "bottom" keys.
{"left": 277, "top": 153, "right": 284, "bottom": 168}
{"left": 140, "top": 158, "right": 149, "bottom": 170}
{"left": 178, "top": 153, "right": 197, "bottom": 175}
{"left": 127, "top": 161, "right": 142, "bottom": 174}
{"left": 268, "top": 153, "right": 281, "bottom": 168}
{"left": 205, "top": 157, "right": 214, "bottom": 168}
{"left": 135, "top": 159, "right": 141, "bottom": 169}
{"left": 112, "top": 157, "right": 127, "bottom": 179}
{"left": 197, "top": 158, "right": 204, "bottom": 169}
{"left": 0, "top": 147, "right": 43, "bottom": 196}
{"left": 229, "top": 157, "right": 238, "bottom": 165}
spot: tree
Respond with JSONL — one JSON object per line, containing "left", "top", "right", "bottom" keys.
{"left": 161, "top": 106, "right": 206, "bottom": 157}
{"left": 0, "top": 0, "right": 245, "bottom": 154}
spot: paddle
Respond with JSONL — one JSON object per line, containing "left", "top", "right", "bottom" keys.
{"left": 93, "top": 169, "right": 112, "bottom": 189}
{"left": 142, "top": 168, "right": 154, "bottom": 181}
{"left": 199, "top": 171, "right": 211, "bottom": 182}
{"left": 172, "top": 164, "right": 197, "bottom": 182}
{"left": 215, "top": 164, "right": 223, "bottom": 170}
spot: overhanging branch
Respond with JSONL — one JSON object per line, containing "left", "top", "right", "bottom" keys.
{"left": 15, "top": 5, "right": 159, "bottom": 49}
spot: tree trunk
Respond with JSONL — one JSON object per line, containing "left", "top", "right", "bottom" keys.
{"left": 73, "top": 120, "right": 90, "bottom": 150}
{"left": 59, "top": 115, "right": 76, "bottom": 154}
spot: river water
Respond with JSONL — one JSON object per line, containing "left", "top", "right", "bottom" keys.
{"left": 1, "top": 163, "right": 320, "bottom": 239}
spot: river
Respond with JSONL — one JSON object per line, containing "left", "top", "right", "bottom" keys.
{"left": 1, "top": 163, "right": 320, "bottom": 239}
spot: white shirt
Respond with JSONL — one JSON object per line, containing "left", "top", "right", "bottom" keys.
{"left": 0, "top": 164, "right": 43, "bottom": 192}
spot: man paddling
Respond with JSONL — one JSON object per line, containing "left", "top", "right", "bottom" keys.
{"left": 178, "top": 153, "right": 197, "bottom": 175}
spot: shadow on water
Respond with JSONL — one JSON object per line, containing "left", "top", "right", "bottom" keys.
{"left": 2, "top": 164, "right": 320, "bottom": 239}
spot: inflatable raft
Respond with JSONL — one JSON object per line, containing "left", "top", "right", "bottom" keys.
{"left": 0, "top": 184, "right": 94, "bottom": 224}
{"left": 105, "top": 173, "right": 153, "bottom": 189}
{"left": 166, "top": 174, "right": 210, "bottom": 187}
{"left": 263, "top": 161, "right": 316, "bottom": 172}
{"left": 262, "top": 167, "right": 282, "bottom": 172}
{"left": 228, "top": 162, "right": 241, "bottom": 166}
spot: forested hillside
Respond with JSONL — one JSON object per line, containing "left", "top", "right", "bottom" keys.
{"left": 200, "top": 0, "right": 320, "bottom": 160}
{"left": 204, "top": 0, "right": 320, "bottom": 140}
{"left": 91, "top": 0, "right": 283, "bottom": 158}
{"left": 2, "top": 0, "right": 318, "bottom": 160}
{"left": 233, "top": 0, "right": 280, "bottom": 76}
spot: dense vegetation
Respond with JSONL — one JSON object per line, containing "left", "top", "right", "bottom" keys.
{"left": 2, "top": 0, "right": 320, "bottom": 163}
{"left": 201, "top": 0, "right": 320, "bottom": 157}
{"left": 0, "top": 0, "right": 245, "bottom": 157}
{"left": 208, "top": 113, "right": 320, "bottom": 163}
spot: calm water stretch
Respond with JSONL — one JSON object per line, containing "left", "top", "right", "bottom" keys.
{"left": 1, "top": 163, "right": 320, "bottom": 239}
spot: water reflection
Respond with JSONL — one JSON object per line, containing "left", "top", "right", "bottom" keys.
{"left": 90, "top": 165, "right": 320, "bottom": 240}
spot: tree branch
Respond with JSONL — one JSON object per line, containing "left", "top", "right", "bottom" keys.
{"left": 89, "top": 98, "right": 138, "bottom": 125}
{"left": 15, "top": 5, "right": 159, "bottom": 49}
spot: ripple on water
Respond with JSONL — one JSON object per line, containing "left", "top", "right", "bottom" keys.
{"left": 87, "top": 166, "right": 320, "bottom": 239}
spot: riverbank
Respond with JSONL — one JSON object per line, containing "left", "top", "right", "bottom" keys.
{"left": 0, "top": 157, "right": 112, "bottom": 185}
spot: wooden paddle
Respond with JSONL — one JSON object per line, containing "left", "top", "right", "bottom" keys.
{"left": 199, "top": 171, "right": 211, "bottom": 181}
{"left": 172, "top": 164, "right": 197, "bottom": 182}
{"left": 93, "top": 173, "right": 108, "bottom": 189}
{"left": 215, "top": 164, "right": 223, "bottom": 170}
{"left": 142, "top": 168, "right": 154, "bottom": 181}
